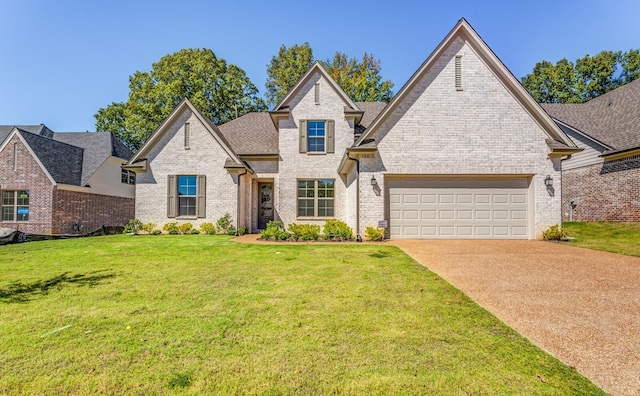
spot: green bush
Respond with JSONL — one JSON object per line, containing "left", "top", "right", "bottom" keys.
{"left": 141, "top": 222, "right": 156, "bottom": 234}
{"left": 323, "top": 220, "right": 353, "bottom": 241}
{"left": 190, "top": 228, "right": 201, "bottom": 235}
{"left": 177, "top": 223, "right": 193, "bottom": 235}
{"left": 151, "top": 229, "right": 162, "bottom": 235}
{"left": 215, "top": 213, "right": 234, "bottom": 235}
{"left": 289, "top": 223, "right": 320, "bottom": 241}
{"left": 260, "top": 220, "right": 290, "bottom": 241}
{"left": 542, "top": 224, "right": 568, "bottom": 241}
{"left": 365, "top": 226, "right": 386, "bottom": 241}
{"left": 199, "top": 222, "right": 215, "bottom": 234}
{"left": 238, "top": 226, "right": 248, "bottom": 236}
{"left": 123, "top": 219, "right": 143, "bottom": 234}
{"left": 162, "top": 222, "right": 178, "bottom": 234}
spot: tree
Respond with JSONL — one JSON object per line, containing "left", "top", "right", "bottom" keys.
{"left": 522, "top": 49, "right": 640, "bottom": 104}
{"left": 265, "top": 43, "right": 314, "bottom": 107}
{"left": 95, "top": 48, "right": 266, "bottom": 151}
{"left": 322, "top": 52, "right": 394, "bottom": 103}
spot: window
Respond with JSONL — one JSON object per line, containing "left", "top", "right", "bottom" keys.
{"left": 121, "top": 169, "right": 136, "bottom": 185}
{"left": 2, "top": 190, "right": 29, "bottom": 222}
{"left": 178, "top": 175, "right": 197, "bottom": 216}
{"left": 308, "top": 121, "right": 326, "bottom": 152}
{"left": 167, "top": 175, "right": 205, "bottom": 218}
{"left": 297, "top": 179, "right": 334, "bottom": 218}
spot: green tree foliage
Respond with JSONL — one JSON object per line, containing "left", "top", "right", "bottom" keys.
{"left": 265, "top": 43, "right": 314, "bottom": 107}
{"left": 522, "top": 49, "right": 640, "bottom": 103}
{"left": 322, "top": 52, "right": 394, "bottom": 103}
{"left": 95, "top": 49, "right": 266, "bottom": 151}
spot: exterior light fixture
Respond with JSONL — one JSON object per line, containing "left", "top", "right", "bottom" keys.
{"left": 544, "top": 175, "right": 553, "bottom": 187}
{"left": 371, "top": 175, "right": 377, "bottom": 186}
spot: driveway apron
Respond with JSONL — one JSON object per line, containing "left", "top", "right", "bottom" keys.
{"left": 391, "top": 240, "right": 640, "bottom": 396}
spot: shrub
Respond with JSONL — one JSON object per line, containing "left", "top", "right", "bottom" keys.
{"left": 199, "top": 222, "right": 215, "bottom": 234}
{"left": 151, "top": 229, "right": 162, "bottom": 235}
{"left": 260, "top": 220, "right": 290, "bottom": 241}
{"left": 141, "top": 222, "right": 156, "bottom": 234}
{"left": 289, "top": 223, "right": 320, "bottom": 241}
{"left": 365, "top": 226, "right": 386, "bottom": 241}
{"left": 542, "top": 224, "right": 568, "bottom": 241}
{"left": 323, "top": 220, "right": 353, "bottom": 241}
{"left": 123, "top": 219, "right": 143, "bottom": 234}
{"left": 162, "top": 222, "right": 178, "bottom": 234}
{"left": 215, "top": 213, "right": 234, "bottom": 235}
{"left": 238, "top": 226, "right": 248, "bottom": 236}
{"left": 226, "top": 227, "right": 237, "bottom": 236}
{"left": 177, "top": 223, "right": 193, "bottom": 235}
{"left": 190, "top": 228, "right": 201, "bottom": 235}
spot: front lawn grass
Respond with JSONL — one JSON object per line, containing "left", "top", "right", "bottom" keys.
{"left": 1, "top": 235, "right": 603, "bottom": 395}
{"left": 563, "top": 222, "right": 640, "bottom": 257}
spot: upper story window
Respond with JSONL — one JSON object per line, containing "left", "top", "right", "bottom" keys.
{"left": 299, "top": 120, "right": 335, "bottom": 154}
{"left": 2, "top": 190, "right": 29, "bottom": 222}
{"left": 308, "top": 121, "right": 325, "bottom": 152}
{"left": 121, "top": 169, "right": 136, "bottom": 185}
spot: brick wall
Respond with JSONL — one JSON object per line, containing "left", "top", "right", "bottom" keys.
{"left": 51, "top": 188, "right": 134, "bottom": 234}
{"left": 562, "top": 157, "right": 640, "bottom": 222}
{"left": 0, "top": 134, "right": 55, "bottom": 234}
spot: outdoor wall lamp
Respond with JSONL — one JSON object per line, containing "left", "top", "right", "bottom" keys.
{"left": 371, "top": 175, "right": 377, "bottom": 186}
{"left": 544, "top": 175, "right": 553, "bottom": 187}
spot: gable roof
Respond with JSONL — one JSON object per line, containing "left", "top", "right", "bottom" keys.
{"left": 541, "top": 79, "right": 640, "bottom": 154}
{"left": 354, "top": 18, "right": 577, "bottom": 149}
{"left": 272, "top": 61, "right": 361, "bottom": 113}
{"left": 17, "top": 129, "right": 84, "bottom": 185}
{"left": 0, "top": 124, "right": 53, "bottom": 143}
{"left": 217, "top": 112, "right": 278, "bottom": 156}
{"left": 129, "top": 98, "right": 245, "bottom": 167}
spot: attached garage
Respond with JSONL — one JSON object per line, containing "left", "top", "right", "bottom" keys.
{"left": 386, "top": 177, "right": 532, "bottom": 239}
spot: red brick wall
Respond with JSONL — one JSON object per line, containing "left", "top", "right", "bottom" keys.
{"left": 562, "top": 157, "right": 640, "bottom": 222}
{"left": 52, "top": 189, "right": 135, "bottom": 234}
{"left": 0, "top": 135, "right": 55, "bottom": 234}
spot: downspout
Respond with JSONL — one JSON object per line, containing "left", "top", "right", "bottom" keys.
{"left": 236, "top": 168, "right": 248, "bottom": 236}
{"left": 346, "top": 152, "right": 362, "bottom": 242}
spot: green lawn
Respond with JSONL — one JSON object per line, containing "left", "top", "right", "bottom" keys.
{"left": 1, "top": 236, "right": 602, "bottom": 395}
{"left": 563, "top": 222, "right": 640, "bottom": 257}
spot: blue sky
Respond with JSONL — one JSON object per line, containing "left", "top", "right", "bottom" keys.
{"left": 1, "top": 0, "right": 639, "bottom": 132}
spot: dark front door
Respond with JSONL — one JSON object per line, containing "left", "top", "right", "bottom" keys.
{"left": 258, "top": 183, "right": 274, "bottom": 229}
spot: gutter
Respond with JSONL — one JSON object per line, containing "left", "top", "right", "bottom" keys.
{"left": 346, "top": 153, "right": 362, "bottom": 242}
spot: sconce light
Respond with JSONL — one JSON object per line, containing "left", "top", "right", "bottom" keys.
{"left": 544, "top": 175, "right": 553, "bottom": 187}
{"left": 370, "top": 175, "right": 377, "bottom": 186}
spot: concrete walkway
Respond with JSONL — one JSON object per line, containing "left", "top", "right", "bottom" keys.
{"left": 390, "top": 240, "right": 640, "bottom": 396}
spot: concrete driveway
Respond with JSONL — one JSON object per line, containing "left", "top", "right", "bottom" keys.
{"left": 391, "top": 240, "right": 640, "bottom": 396}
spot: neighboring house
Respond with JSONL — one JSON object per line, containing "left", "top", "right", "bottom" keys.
{"left": 541, "top": 79, "right": 640, "bottom": 222}
{"left": 0, "top": 124, "right": 135, "bottom": 234}
{"left": 126, "top": 19, "right": 579, "bottom": 239}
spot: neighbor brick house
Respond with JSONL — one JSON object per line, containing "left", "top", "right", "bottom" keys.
{"left": 0, "top": 125, "right": 135, "bottom": 234}
{"left": 126, "top": 19, "right": 579, "bottom": 239}
{"left": 541, "top": 79, "right": 640, "bottom": 222}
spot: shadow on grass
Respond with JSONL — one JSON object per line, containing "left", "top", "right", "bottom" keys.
{"left": 0, "top": 270, "right": 116, "bottom": 303}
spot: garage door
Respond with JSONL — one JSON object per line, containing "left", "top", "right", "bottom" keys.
{"left": 388, "top": 178, "right": 530, "bottom": 239}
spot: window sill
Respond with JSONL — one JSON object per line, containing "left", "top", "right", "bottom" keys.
{"left": 176, "top": 216, "right": 198, "bottom": 220}
{"left": 306, "top": 152, "right": 327, "bottom": 155}
{"left": 296, "top": 217, "right": 335, "bottom": 220}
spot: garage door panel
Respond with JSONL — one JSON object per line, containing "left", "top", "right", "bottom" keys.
{"left": 388, "top": 178, "right": 529, "bottom": 239}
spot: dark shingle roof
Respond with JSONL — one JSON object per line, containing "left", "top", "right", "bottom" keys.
{"left": 218, "top": 112, "right": 279, "bottom": 155}
{"left": 0, "top": 124, "right": 53, "bottom": 143}
{"left": 54, "top": 133, "right": 133, "bottom": 184}
{"left": 541, "top": 79, "right": 640, "bottom": 152}
{"left": 18, "top": 129, "right": 84, "bottom": 185}
{"left": 355, "top": 102, "right": 387, "bottom": 129}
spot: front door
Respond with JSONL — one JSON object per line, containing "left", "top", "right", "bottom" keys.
{"left": 258, "top": 183, "right": 274, "bottom": 230}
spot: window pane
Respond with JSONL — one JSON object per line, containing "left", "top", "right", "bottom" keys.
{"left": 179, "top": 197, "right": 196, "bottom": 216}
{"left": 17, "top": 190, "right": 29, "bottom": 206}
{"left": 317, "top": 180, "right": 334, "bottom": 198}
{"left": 178, "top": 176, "right": 197, "bottom": 196}
{"left": 2, "top": 191, "right": 14, "bottom": 206}
{"left": 318, "top": 199, "right": 334, "bottom": 217}
{"left": 307, "top": 121, "right": 325, "bottom": 152}
{"left": 298, "top": 180, "right": 314, "bottom": 198}
{"left": 298, "top": 199, "right": 314, "bottom": 217}
{"left": 308, "top": 138, "right": 324, "bottom": 152}
{"left": 129, "top": 173, "right": 136, "bottom": 185}
{"left": 16, "top": 207, "right": 29, "bottom": 221}
{"left": 2, "top": 206, "right": 14, "bottom": 221}
{"left": 121, "top": 170, "right": 128, "bottom": 183}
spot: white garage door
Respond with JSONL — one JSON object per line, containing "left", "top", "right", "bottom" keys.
{"left": 388, "top": 178, "right": 531, "bottom": 239}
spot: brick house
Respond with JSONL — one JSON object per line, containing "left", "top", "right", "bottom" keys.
{"left": 0, "top": 125, "right": 135, "bottom": 234}
{"left": 126, "top": 19, "right": 579, "bottom": 239}
{"left": 541, "top": 80, "right": 640, "bottom": 222}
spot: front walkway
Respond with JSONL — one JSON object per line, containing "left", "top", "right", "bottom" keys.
{"left": 390, "top": 240, "right": 640, "bottom": 396}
